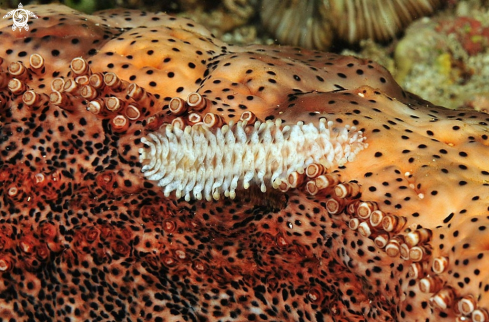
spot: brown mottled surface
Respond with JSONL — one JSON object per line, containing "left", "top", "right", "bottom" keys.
{"left": 1, "top": 4, "right": 489, "bottom": 322}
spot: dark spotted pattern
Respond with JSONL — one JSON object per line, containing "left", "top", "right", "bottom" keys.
{"left": 0, "top": 4, "right": 489, "bottom": 322}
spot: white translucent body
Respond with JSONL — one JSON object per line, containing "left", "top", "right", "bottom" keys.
{"left": 139, "top": 119, "right": 368, "bottom": 201}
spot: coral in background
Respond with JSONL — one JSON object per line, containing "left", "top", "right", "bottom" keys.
{"left": 396, "top": 1, "right": 489, "bottom": 110}
{"left": 1, "top": 0, "right": 446, "bottom": 49}
{"left": 261, "top": 0, "right": 443, "bottom": 50}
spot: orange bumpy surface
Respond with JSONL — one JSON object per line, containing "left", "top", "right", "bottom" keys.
{"left": 0, "top": 4, "right": 488, "bottom": 322}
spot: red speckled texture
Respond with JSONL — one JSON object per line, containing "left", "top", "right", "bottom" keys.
{"left": 1, "top": 4, "right": 489, "bottom": 322}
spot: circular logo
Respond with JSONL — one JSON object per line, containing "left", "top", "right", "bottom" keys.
{"left": 12, "top": 9, "right": 29, "bottom": 30}
{"left": 3, "top": 3, "right": 38, "bottom": 32}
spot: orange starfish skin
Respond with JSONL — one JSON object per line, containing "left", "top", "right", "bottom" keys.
{"left": 1, "top": 4, "right": 489, "bottom": 322}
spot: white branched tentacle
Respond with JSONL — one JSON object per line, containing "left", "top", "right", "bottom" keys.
{"left": 139, "top": 119, "right": 368, "bottom": 201}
